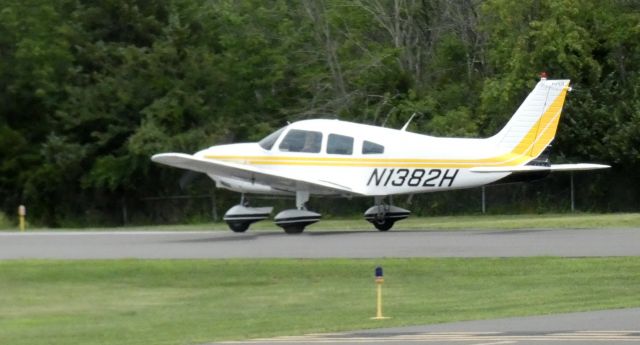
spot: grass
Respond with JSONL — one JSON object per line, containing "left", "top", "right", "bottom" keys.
{"left": 1, "top": 258, "right": 640, "bottom": 345}
{"left": 5, "top": 212, "right": 640, "bottom": 232}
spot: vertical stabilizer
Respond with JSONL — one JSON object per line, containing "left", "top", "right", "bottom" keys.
{"left": 491, "top": 79, "right": 571, "bottom": 159}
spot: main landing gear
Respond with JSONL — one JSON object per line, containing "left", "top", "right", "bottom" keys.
{"left": 223, "top": 194, "right": 273, "bottom": 232}
{"left": 274, "top": 191, "right": 320, "bottom": 234}
{"left": 364, "top": 196, "right": 410, "bottom": 231}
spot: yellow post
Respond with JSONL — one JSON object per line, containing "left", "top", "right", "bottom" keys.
{"left": 371, "top": 266, "right": 390, "bottom": 320}
{"left": 18, "top": 205, "right": 26, "bottom": 232}
{"left": 375, "top": 283, "right": 383, "bottom": 318}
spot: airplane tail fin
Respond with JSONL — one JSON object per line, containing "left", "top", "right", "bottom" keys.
{"left": 491, "top": 78, "right": 571, "bottom": 159}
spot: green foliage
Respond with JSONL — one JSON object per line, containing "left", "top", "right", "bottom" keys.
{"left": 0, "top": 212, "right": 11, "bottom": 229}
{"left": 0, "top": 0, "right": 639, "bottom": 225}
{"left": 428, "top": 107, "right": 479, "bottom": 137}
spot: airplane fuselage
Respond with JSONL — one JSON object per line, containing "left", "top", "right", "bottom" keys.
{"left": 198, "top": 119, "right": 512, "bottom": 196}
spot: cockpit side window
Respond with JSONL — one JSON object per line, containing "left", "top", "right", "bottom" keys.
{"left": 327, "top": 134, "right": 353, "bottom": 155}
{"left": 279, "top": 129, "right": 322, "bottom": 153}
{"left": 258, "top": 127, "right": 285, "bottom": 150}
{"left": 362, "top": 140, "right": 384, "bottom": 154}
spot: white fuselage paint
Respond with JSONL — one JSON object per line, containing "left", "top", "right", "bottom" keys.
{"left": 153, "top": 80, "right": 610, "bottom": 200}
{"left": 199, "top": 119, "right": 512, "bottom": 197}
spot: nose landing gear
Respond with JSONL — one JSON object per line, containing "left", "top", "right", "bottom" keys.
{"left": 223, "top": 194, "right": 272, "bottom": 232}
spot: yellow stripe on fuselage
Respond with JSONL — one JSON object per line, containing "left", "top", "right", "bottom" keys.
{"left": 203, "top": 153, "right": 531, "bottom": 168}
{"left": 205, "top": 86, "right": 568, "bottom": 168}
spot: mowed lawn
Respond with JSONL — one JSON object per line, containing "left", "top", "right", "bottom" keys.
{"left": 1, "top": 258, "right": 640, "bottom": 345}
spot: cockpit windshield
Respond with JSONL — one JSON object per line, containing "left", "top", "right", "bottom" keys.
{"left": 258, "top": 127, "right": 286, "bottom": 150}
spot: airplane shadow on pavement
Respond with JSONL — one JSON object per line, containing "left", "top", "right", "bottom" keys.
{"left": 167, "top": 230, "right": 370, "bottom": 243}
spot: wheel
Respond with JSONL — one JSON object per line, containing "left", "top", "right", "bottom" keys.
{"left": 283, "top": 224, "right": 305, "bottom": 234}
{"left": 226, "top": 221, "right": 249, "bottom": 233}
{"left": 373, "top": 219, "right": 394, "bottom": 231}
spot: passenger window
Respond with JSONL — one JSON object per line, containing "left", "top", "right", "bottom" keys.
{"left": 362, "top": 140, "right": 384, "bottom": 154}
{"left": 327, "top": 134, "right": 354, "bottom": 155}
{"left": 279, "top": 129, "right": 322, "bottom": 153}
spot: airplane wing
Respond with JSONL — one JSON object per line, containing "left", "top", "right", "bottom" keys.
{"left": 151, "top": 153, "right": 363, "bottom": 196}
{"left": 470, "top": 163, "right": 610, "bottom": 173}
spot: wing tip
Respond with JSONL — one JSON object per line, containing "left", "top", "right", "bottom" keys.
{"left": 151, "top": 152, "right": 190, "bottom": 162}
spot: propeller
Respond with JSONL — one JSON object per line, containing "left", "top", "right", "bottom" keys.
{"left": 178, "top": 171, "right": 203, "bottom": 190}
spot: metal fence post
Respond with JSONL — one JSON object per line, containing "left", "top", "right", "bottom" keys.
{"left": 481, "top": 186, "right": 486, "bottom": 214}
{"left": 570, "top": 172, "right": 575, "bottom": 212}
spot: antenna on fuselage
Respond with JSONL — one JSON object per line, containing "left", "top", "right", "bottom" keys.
{"left": 400, "top": 112, "right": 420, "bottom": 131}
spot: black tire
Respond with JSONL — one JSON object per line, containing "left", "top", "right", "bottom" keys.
{"left": 227, "top": 221, "right": 249, "bottom": 233}
{"left": 373, "top": 219, "right": 394, "bottom": 231}
{"left": 283, "top": 224, "right": 305, "bottom": 234}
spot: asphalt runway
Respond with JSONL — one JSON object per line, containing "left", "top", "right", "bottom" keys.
{"left": 1, "top": 228, "right": 639, "bottom": 259}
{"left": 213, "top": 308, "right": 640, "bottom": 345}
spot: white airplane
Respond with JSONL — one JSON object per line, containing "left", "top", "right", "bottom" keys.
{"left": 152, "top": 77, "right": 609, "bottom": 233}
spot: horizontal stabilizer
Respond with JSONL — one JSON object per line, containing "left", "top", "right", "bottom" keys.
{"left": 470, "top": 163, "right": 610, "bottom": 173}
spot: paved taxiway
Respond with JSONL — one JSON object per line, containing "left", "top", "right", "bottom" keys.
{"left": 0, "top": 228, "right": 639, "bottom": 259}
{"left": 214, "top": 308, "right": 640, "bottom": 345}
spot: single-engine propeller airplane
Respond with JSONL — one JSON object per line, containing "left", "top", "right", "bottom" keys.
{"left": 152, "top": 77, "right": 609, "bottom": 233}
